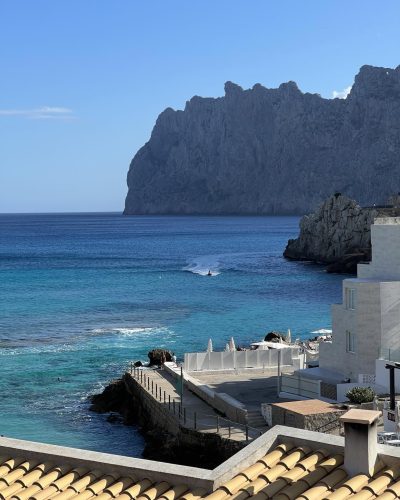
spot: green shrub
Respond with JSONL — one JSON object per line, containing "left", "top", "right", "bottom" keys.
{"left": 346, "top": 386, "right": 375, "bottom": 404}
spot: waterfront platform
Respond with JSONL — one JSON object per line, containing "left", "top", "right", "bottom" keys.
{"left": 128, "top": 367, "right": 266, "bottom": 442}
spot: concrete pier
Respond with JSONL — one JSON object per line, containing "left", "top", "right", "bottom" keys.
{"left": 127, "top": 367, "right": 264, "bottom": 442}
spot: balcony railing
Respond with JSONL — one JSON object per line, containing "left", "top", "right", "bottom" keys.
{"left": 379, "top": 348, "right": 400, "bottom": 362}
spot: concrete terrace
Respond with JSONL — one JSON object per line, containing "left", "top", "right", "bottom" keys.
{"left": 193, "top": 368, "right": 294, "bottom": 410}
{"left": 192, "top": 368, "right": 294, "bottom": 427}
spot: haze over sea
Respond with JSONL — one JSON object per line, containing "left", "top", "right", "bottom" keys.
{"left": 0, "top": 213, "right": 342, "bottom": 456}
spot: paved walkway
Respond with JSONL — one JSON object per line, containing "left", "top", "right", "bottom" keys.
{"left": 129, "top": 368, "right": 263, "bottom": 442}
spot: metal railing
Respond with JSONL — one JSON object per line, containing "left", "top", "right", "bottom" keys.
{"left": 380, "top": 348, "right": 400, "bottom": 363}
{"left": 128, "top": 365, "right": 263, "bottom": 443}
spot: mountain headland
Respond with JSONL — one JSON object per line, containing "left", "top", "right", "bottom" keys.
{"left": 125, "top": 65, "right": 400, "bottom": 215}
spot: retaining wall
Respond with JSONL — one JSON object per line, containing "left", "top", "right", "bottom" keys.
{"left": 122, "top": 373, "right": 243, "bottom": 464}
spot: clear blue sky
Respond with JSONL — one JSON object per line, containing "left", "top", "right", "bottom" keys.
{"left": 1, "top": 0, "right": 400, "bottom": 213}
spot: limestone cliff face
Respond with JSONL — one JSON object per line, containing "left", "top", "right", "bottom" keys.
{"left": 125, "top": 65, "right": 400, "bottom": 215}
{"left": 284, "top": 194, "right": 377, "bottom": 264}
{"left": 283, "top": 194, "right": 400, "bottom": 273}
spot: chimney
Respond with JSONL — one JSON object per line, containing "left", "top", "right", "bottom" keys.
{"left": 340, "top": 409, "right": 381, "bottom": 476}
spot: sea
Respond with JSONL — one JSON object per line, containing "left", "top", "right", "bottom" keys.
{"left": 0, "top": 213, "right": 343, "bottom": 457}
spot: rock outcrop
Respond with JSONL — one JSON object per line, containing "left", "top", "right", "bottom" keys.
{"left": 147, "top": 348, "right": 172, "bottom": 366}
{"left": 125, "top": 65, "right": 400, "bottom": 215}
{"left": 284, "top": 193, "right": 400, "bottom": 273}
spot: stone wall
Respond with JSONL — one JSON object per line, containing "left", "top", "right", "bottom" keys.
{"left": 270, "top": 405, "right": 345, "bottom": 432}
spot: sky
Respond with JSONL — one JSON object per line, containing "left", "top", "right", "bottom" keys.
{"left": 1, "top": 1, "right": 400, "bottom": 213}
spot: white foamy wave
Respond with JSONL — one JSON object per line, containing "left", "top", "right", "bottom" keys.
{"left": 91, "top": 325, "right": 173, "bottom": 338}
{"left": 91, "top": 326, "right": 153, "bottom": 335}
{"left": 183, "top": 255, "right": 221, "bottom": 276}
{"left": 184, "top": 251, "right": 271, "bottom": 276}
{"left": 112, "top": 327, "right": 159, "bottom": 337}
{"left": 112, "top": 327, "right": 153, "bottom": 335}
{"left": 0, "top": 343, "right": 81, "bottom": 356}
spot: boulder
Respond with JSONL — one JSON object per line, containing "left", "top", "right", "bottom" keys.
{"left": 148, "top": 349, "right": 172, "bottom": 366}
{"left": 264, "top": 331, "right": 286, "bottom": 342}
{"left": 89, "top": 379, "right": 126, "bottom": 413}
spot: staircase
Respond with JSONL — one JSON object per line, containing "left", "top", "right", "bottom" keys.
{"left": 247, "top": 409, "right": 268, "bottom": 431}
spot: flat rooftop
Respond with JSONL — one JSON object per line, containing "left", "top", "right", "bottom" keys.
{"left": 271, "top": 399, "right": 342, "bottom": 416}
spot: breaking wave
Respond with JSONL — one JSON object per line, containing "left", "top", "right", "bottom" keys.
{"left": 183, "top": 255, "right": 222, "bottom": 276}
{"left": 183, "top": 251, "right": 269, "bottom": 276}
{"left": 91, "top": 327, "right": 154, "bottom": 336}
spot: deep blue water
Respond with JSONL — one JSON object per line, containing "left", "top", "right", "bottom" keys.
{"left": 0, "top": 214, "right": 343, "bottom": 456}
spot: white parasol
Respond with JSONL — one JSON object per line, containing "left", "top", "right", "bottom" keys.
{"left": 311, "top": 328, "right": 332, "bottom": 335}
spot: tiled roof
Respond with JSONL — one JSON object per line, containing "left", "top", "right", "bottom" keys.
{"left": 2, "top": 432, "right": 400, "bottom": 500}
{"left": 0, "top": 455, "right": 206, "bottom": 500}
{"left": 204, "top": 442, "right": 399, "bottom": 500}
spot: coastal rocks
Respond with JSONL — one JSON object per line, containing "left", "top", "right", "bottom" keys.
{"left": 284, "top": 194, "right": 376, "bottom": 272}
{"left": 125, "top": 65, "right": 400, "bottom": 215}
{"left": 148, "top": 348, "right": 172, "bottom": 366}
{"left": 264, "top": 332, "right": 286, "bottom": 342}
{"left": 325, "top": 252, "right": 370, "bottom": 274}
{"left": 89, "top": 379, "right": 127, "bottom": 414}
{"left": 284, "top": 193, "right": 400, "bottom": 273}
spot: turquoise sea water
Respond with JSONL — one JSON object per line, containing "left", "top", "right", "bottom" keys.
{"left": 0, "top": 214, "right": 343, "bottom": 456}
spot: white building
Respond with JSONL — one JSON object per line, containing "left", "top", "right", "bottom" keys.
{"left": 319, "top": 217, "right": 400, "bottom": 382}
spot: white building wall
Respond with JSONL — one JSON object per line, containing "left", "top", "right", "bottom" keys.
{"left": 320, "top": 218, "right": 400, "bottom": 382}
{"left": 358, "top": 218, "right": 400, "bottom": 280}
{"left": 320, "top": 281, "right": 382, "bottom": 381}
{"left": 380, "top": 282, "right": 400, "bottom": 352}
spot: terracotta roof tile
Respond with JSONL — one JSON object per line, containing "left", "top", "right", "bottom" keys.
{"left": 137, "top": 481, "right": 173, "bottom": 500}
{"left": 179, "top": 487, "right": 207, "bottom": 500}
{"left": 375, "top": 492, "right": 397, "bottom": 500}
{"left": 3, "top": 438, "right": 400, "bottom": 500}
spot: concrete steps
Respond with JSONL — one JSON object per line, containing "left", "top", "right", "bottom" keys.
{"left": 247, "top": 409, "right": 267, "bottom": 429}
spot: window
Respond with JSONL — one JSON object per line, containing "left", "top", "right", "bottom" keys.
{"left": 345, "top": 288, "right": 356, "bottom": 310}
{"left": 346, "top": 330, "right": 356, "bottom": 353}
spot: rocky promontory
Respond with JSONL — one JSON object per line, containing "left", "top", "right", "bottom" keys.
{"left": 125, "top": 65, "right": 400, "bottom": 215}
{"left": 284, "top": 193, "right": 400, "bottom": 273}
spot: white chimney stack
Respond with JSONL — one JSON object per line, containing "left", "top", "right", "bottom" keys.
{"left": 340, "top": 409, "right": 381, "bottom": 477}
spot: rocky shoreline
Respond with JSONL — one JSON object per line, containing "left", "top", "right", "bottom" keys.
{"left": 284, "top": 193, "right": 400, "bottom": 273}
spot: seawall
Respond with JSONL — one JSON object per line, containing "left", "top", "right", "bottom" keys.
{"left": 91, "top": 371, "right": 244, "bottom": 469}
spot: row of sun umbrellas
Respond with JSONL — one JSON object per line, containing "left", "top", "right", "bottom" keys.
{"left": 206, "top": 337, "right": 236, "bottom": 353}
{"left": 206, "top": 328, "right": 332, "bottom": 354}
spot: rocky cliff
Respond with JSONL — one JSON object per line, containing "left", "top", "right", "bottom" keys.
{"left": 125, "top": 65, "right": 400, "bottom": 215}
{"left": 284, "top": 193, "right": 400, "bottom": 273}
